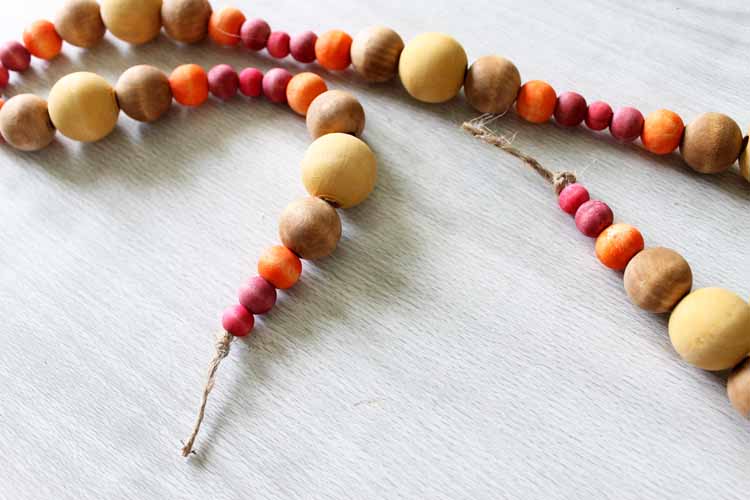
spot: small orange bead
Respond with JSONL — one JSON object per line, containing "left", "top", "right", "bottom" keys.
{"left": 315, "top": 30, "right": 353, "bottom": 71}
{"left": 595, "top": 224, "right": 645, "bottom": 271}
{"left": 23, "top": 20, "right": 63, "bottom": 60}
{"left": 208, "top": 7, "right": 246, "bottom": 46}
{"left": 516, "top": 80, "right": 556, "bottom": 124}
{"left": 641, "top": 109, "right": 684, "bottom": 155}
{"left": 169, "top": 64, "right": 209, "bottom": 107}
{"left": 258, "top": 246, "right": 302, "bottom": 289}
{"left": 286, "top": 73, "right": 328, "bottom": 116}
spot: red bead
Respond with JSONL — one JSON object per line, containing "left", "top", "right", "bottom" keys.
{"left": 239, "top": 276, "right": 277, "bottom": 314}
{"left": 0, "top": 64, "right": 8, "bottom": 89}
{"left": 554, "top": 91, "right": 587, "bottom": 127}
{"left": 575, "top": 200, "right": 613, "bottom": 238}
{"left": 0, "top": 41, "right": 31, "bottom": 72}
{"left": 267, "top": 31, "right": 290, "bottom": 58}
{"left": 222, "top": 304, "right": 255, "bottom": 337}
{"left": 240, "top": 18, "right": 270, "bottom": 51}
{"left": 239, "top": 68, "right": 263, "bottom": 97}
{"left": 610, "top": 106, "right": 644, "bottom": 143}
{"left": 290, "top": 31, "right": 317, "bottom": 63}
{"left": 262, "top": 68, "right": 293, "bottom": 103}
{"left": 558, "top": 183, "right": 590, "bottom": 214}
{"left": 208, "top": 64, "right": 239, "bottom": 100}
{"left": 585, "top": 101, "right": 613, "bottom": 131}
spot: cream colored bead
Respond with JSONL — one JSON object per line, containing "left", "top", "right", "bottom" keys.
{"left": 398, "top": 32, "right": 467, "bottom": 104}
{"left": 101, "top": 0, "right": 163, "bottom": 45}
{"left": 48, "top": 72, "right": 120, "bottom": 143}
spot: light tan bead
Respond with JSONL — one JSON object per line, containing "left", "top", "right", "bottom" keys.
{"left": 48, "top": 72, "right": 120, "bottom": 142}
{"left": 301, "top": 133, "right": 377, "bottom": 209}
{"left": 115, "top": 65, "right": 172, "bottom": 122}
{"left": 465, "top": 55, "right": 521, "bottom": 114}
{"left": 350, "top": 26, "right": 404, "bottom": 83}
{"left": 101, "top": 0, "right": 163, "bottom": 45}
{"left": 279, "top": 197, "right": 342, "bottom": 260}
{"left": 398, "top": 32, "right": 467, "bottom": 103}
{"left": 623, "top": 247, "right": 692, "bottom": 313}
{"left": 0, "top": 94, "right": 56, "bottom": 151}
{"left": 161, "top": 0, "right": 211, "bottom": 44}
{"left": 680, "top": 112, "right": 743, "bottom": 174}
{"left": 306, "top": 90, "right": 365, "bottom": 140}
{"left": 54, "top": 0, "right": 106, "bottom": 49}
{"left": 728, "top": 358, "right": 750, "bottom": 418}
{"left": 739, "top": 133, "right": 750, "bottom": 182}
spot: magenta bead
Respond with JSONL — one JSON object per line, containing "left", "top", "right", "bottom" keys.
{"left": 267, "top": 31, "right": 290, "bottom": 59}
{"left": 239, "top": 276, "right": 277, "bottom": 314}
{"left": 609, "top": 107, "right": 644, "bottom": 143}
{"left": 575, "top": 200, "right": 614, "bottom": 238}
{"left": 290, "top": 31, "right": 317, "bottom": 63}
{"left": 0, "top": 64, "right": 8, "bottom": 89}
{"left": 262, "top": 68, "right": 293, "bottom": 103}
{"left": 222, "top": 304, "right": 255, "bottom": 337}
{"left": 0, "top": 41, "right": 30, "bottom": 72}
{"left": 585, "top": 101, "right": 613, "bottom": 131}
{"left": 239, "top": 68, "right": 263, "bottom": 97}
{"left": 208, "top": 64, "right": 239, "bottom": 100}
{"left": 241, "top": 18, "right": 271, "bottom": 51}
{"left": 558, "top": 183, "right": 590, "bottom": 215}
{"left": 554, "top": 92, "right": 587, "bottom": 127}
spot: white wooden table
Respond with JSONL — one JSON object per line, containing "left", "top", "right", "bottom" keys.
{"left": 1, "top": 1, "right": 749, "bottom": 498}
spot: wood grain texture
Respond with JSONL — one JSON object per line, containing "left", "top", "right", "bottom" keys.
{"left": 0, "top": 1, "right": 749, "bottom": 499}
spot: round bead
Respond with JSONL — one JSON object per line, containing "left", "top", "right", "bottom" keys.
{"left": 100, "top": 0, "right": 162, "bottom": 45}
{"left": 594, "top": 223, "right": 644, "bottom": 271}
{"left": 301, "top": 133, "right": 377, "bottom": 209}
{"left": 279, "top": 197, "right": 342, "bottom": 260}
{"left": 623, "top": 247, "right": 692, "bottom": 313}
{"left": 208, "top": 6, "right": 245, "bottom": 46}
{"left": 0, "top": 94, "right": 56, "bottom": 151}
{"left": 238, "top": 276, "right": 277, "bottom": 315}
{"left": 350, "top": 26, "right": 404, "bottom": 83}
{"left": 575, "top": 200, "right": 613, "bottom": 238}
{"left": 728, "top": 358, "right": 750, "bottom": 418}
{"left": 22, "top": 20, "right": 63, "bottom": 60}
{"left": 315, "top": 30, "right": 353, "bottom": 71}
{"left": 641, "top": 109, "right": 684, "bottom": 155}
{"left": 306, "top": 90, "right": 366, "bottom": 139}
{"left": 54, "top": 0, "right": 106, "bottom": 48}
{"left": 609, "top": 107, "right": 644, "bottom": 143}
{"left": 554, "top": 91, "right": 587, "bottom": 127}
{"left": 585, "top": 101, "right": 613, "bottom": 131}
{"left": 398, "top": 32, "right": 467, "bottom": 104}
{"left": 0, "top": 41, "right": 31, "bottom": 72}
{"left": 558, "top": 183, "right": 590, "bottom": 215}
{"left": 240, "top": 18, "right": 270, "bottom": 51}
{"left": 680, "top": 112, "right": 743, "bottom": 174}
{"left": 516, "top": 80, "right": 556, "bottom": 123}
{"left": 267, "top": 31, "right": 290, "bottom": 59}
{"left": 258, "top": 246, "right": 302, "bottom": 289}
{"left": 0, "top": 65, "right": 8, "bottom": 90}
{"left": 48, "top": 72, "right": 120, "bottom": 142}
{"left": 208, "top": 64, "right": 239, "bottom": 100}
{"left": 286, "top": 73, "right": 327, "bottom": 116}
{"left": 169, "top": 64, "right": 209, "bottom": 107}
{"left": 669, "top": 288, "right": 750, "bottom": 371}
{"left": 464, "top": 55, "right": 521, "bottom": 114}
{"left": 741, "top": 135, "right": 750, "bottom": 183}
{"left": 115, "top": 65, "right": 172, "bottom": 122}
{"left": 222, "top": 304, "right": 254, "bottom": 337}
{"left": 161, "top": 0, "right": 212, "bottom": 44}
{"left": 262, "top": 68, "right": 293, "bottom": 104}
{"left": 290, "top": 31, "right": 318, "bottom": 63}
{"left": 238, "top": 68, "right": 263, "bottom": 97}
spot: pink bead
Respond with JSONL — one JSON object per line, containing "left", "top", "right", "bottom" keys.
{"left": 267, "top": 31, "right": 290, "bottom": 59}
{"left": 585, "top": 101, "right": 613, "bottom": 131}
{"left": 239, "top": 68, "right": 263, "bottom": 97}
{"left": 239, "top": 276, "right": 277, "bottom": 314}
{"left": 610, "top": 106, "right": 644, "bottom": 143}
{"left": 575, "top": 200, "right": 613, "bottom": 238}
{"left": 222, "top": 304, "right": 255, "bottom": 337}
{"left": 240, "top": 18, "right": 271, "bottom": 51}
{"left": 262, "top": 68, "right": 293, "bottom": 103}
{"left": 208, "top": 64, "right": 239, "bottom": 100}
{"left": 554, "top": 91, "right": 587, "bottom": 127}
{"left": 558, "top": 183, "right": 590, "bottom": 215}
{"left": 0, "top": 64, "right": 8, "bottom": 89}
{"left": 290, "top": 31, "right": 317, "bottom": 63}
{"left": 0, "top": 41, "right": 31, "bottom": 72}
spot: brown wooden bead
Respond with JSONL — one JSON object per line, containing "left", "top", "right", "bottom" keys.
{"left": 279, "top": 197, "right": 342, "bottom": 260}
{"left": 680, "top": 112, "right": 742, "bottom": 174}
{"left": 54, "top": 0, "right": 106, "bottom": 49}
{"left": 101, "top": 0, "right": 163, "bottom": 45}
{"left": 48, "top": 72, "right": 120, "bottom": 142}
{"left": 306, "top": 90, "right": 365, "bottom": 140}
{"left": 465, "top": 55, "right": 521, "bottom": 114}
{"left": 623, "top": 247, "right": 692, "bottom": 313}
{"left": 728, "top": 358, "right": 750, "bottom": 418}
{"left": 116, "top": 65, "right": 172, "bottom": 122}
{"left": 161, "top": 0, "right": 212, "bottom": 44}
{"left": 0, "top": 94, "right": 56, "bottom": 151}
{"left": 350, "top": 26, "right": 404, "bottom": 83}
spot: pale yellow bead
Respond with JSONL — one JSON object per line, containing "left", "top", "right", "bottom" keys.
{"left": 101, "top": 0, "right": 163, "bottom": 45}
{"left": 398, "top": 32, "right": 467, "bottom": 104}
{"left": 48, "top": 72, "right": 120, "bottom": 143}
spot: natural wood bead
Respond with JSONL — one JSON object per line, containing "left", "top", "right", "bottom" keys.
{"left": 306, "top": 90, "right": 365, "bottom": 139}
{"left": 739, "top": 134, "right": 750, "bottom": 183}
{"left": 680, "top": 112, "right": 742, "bottom": 174}
{"left": 0, "top": 94, "right": 55, "bottom": 151}
{"left": 48, "top": 72, "right": 120, "bottom": 142}
{"left": 279, "top": 197, "right": 342, "bottom": 260}
{"left": 350, "top": 26, "right": 404, "bottom": 83}
{"left": 101, "top": 0, "right": 163, "bottom": 45}
{"left": 623, "top": 247, "right": 692, "bottom": 313}
{"left": 465, "top": 55, "right": 521, "bottom": 114}
{"left": 398, "top": 32, "right": 467, "bottom": 103}
{"left": 115, "top": 65, "right": 172, "bottom": 122}
{"left": 54, "top": 0, "right": 106, "bottom": 49}
{"left": 161, "top": 0, "right": 211, "bottom": 44}
{"left": 728, "top": 358, "right": 750, "bottom": 418}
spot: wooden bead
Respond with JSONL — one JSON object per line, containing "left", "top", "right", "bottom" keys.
{"left": 594, "top": 223, "right": 644, "bottom": 271}
{"left": 0, "top": 94, "right": 55, "bottom": 151}
{"left": 399, "top": 32, "right": 467, "bottom": 103}
{"left": 115, "top": 65, "right": 172, "bottom": 122}
{"left": 54, "top": 0, "right": 106, "bottom": 48}
{"left": 464, "top": 55, "right": 521, "bottom": 114}
{"left": 728, "top": 358, "right": 750, "bottom": 418}
{"left": 623, "top": 247, "right": 692, "bottom": 313}
{"left": 279, "top": 197, "right": 342, "bottom": 260}
{"left": 680, "top": 112, "right": 742, "bottom": 174}
{"left": 350, "top": 26, "right": 404, "bottom": 83}
{"left": 161, "top": 0, "right": 211, "bottom": 44}
{"left": 101, "top": 0, "right": 162, "bottom": 45}
{"left": 306, "top": 90, "right": 365, "bottom": 139}
{"left": 48, "top": 72, "right": 120, "bottom": 142}
{"left": 669, "top": 288, "right": 750, "bottom": 371}
{"left": 739, "top": 131, "right": 750, "bottom": 183}
{"left": 301, "top": 133, "right": 377, "bottom": 209}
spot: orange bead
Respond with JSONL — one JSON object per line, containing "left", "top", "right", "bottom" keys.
{"left": 286, "top": 73, "right": 328, "bottom": 116}
{"left": 169, "top": 64, "right": 209, "bottom": 107}
{"left": 315, "top": 30, "right": 353, "bottom": 71}
{"left": 258, "top": 245, "right": 302, "bottom": 289}
{"left": 641, "top": 109, "right": 684, "bottom": 155}
{"left": 23, "top": 20, "right": 62, "bottom": 60}
{"left": 516, "top": 80, "right": 556, "bottom": 124}
{"left": 208, "top": 7, "right": 246, "bottom": 46}
{"left": 595, "top": 224, "right": 645, "bottom": 271}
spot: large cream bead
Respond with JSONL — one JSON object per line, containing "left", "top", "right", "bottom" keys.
{"left": 668, "top": 288, "right": 750, "bottom": 371}
{"left": 101, "top": 0, "right": 163, "bottom": 45}
{"left": 48, "top": 72, "right": 120, "bottom": 142}
{"left": 301, "top": 133, "right": 377, "bottom": 209}
{"left": 398, "top": 32, "right": 467, "bottom": 103}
